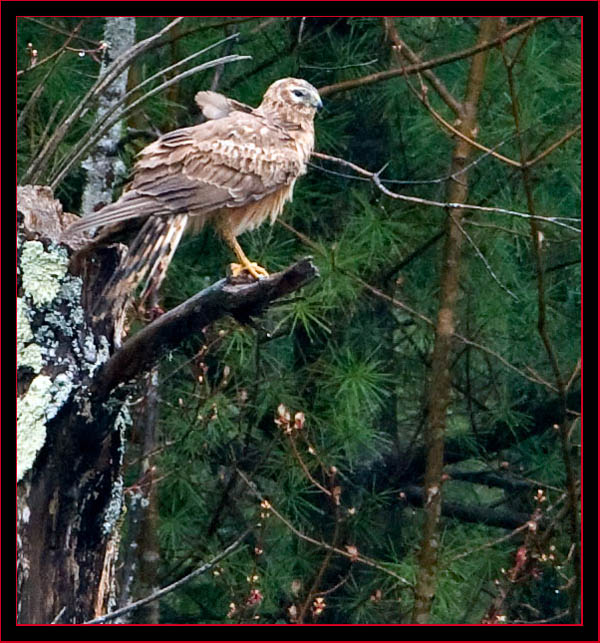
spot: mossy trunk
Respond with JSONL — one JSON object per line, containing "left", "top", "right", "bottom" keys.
{"left": 17, "top": 186, "right": 127, "bottom": 623}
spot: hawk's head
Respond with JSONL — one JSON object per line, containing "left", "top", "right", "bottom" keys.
{"left": 260, "top": 78, "right": 323, "bottom": 118}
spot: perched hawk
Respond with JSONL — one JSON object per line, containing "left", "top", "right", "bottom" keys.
{"left": 66, "top": 78, "right": 322, "bottom": 312}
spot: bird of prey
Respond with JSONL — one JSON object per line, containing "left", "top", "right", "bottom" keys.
{"left": 65, "top": 77, "right": 322, "bottom": 313}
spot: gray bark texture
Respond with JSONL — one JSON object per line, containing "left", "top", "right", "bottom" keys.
{"left": 17, "top": 186, "right": 126, "bottom": 623}
{"left": 80, "top": 17, "right": 136, "bottom": 217}
{"left": 16, "top": 184, "right": 319, "bottom": 623}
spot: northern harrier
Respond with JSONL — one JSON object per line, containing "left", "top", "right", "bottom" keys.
{"left": 66, "top": 78, "right": 322, "bottom": 310}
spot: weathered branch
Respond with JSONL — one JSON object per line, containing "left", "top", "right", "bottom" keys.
{"left": 93, "top": 258, "right": 319, "bottom": 399}
{"left": 400, "top": 485, "right": 536, "bottom": 531}
{"left": 311, "top": 152, "right": 580, "bottom": 232}
{"left": 21, "top": 17, "right": 184, "bottom": 185}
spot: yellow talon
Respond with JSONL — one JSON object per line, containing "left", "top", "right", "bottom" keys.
{"left": 228, "top": 261, "right": 269, "bottom": 280}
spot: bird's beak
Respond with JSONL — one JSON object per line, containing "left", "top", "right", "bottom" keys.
{"left": 313, "top": 95, "right": 323, "bottom": 111}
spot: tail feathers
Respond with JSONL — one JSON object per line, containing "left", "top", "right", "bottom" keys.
{"left": 94, "top": 214, "right": 189, "bottom": 318}
{"left": 66, "top": 191, "right": 173, "bottom": 236}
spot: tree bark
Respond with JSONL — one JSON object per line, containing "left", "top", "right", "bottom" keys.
{"left": 80, "top": 17, "right": 136, "bottom": 217}
{"left": 411, "top": 17, "right": 501, "bottom": 624}
{"left": 16, "top": 185, "right": 319, "bottom": 623}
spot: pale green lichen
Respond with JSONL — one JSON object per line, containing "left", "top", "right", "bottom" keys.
{"left": 20, "top": 345, "right": 44, "bottom": 372}
{"left": 17, "top": 298, "right": 43, "bottom": 373}
{"left": 21, "top": 241, "right": 69, "bottom": 305}
{"left": 101, "top": 405, "right": 131, "bottom": 535}
{"left": 102, "top": 476, "right": 124, "bottom": 536}
{"left": 17, "top": 298, "right": 33, "bottom": 344}
{"left": 86, "top": 335, "right": 110, "bottom": 376}
{"left": 17, "top": 375, "right": 53, "bottom": 481}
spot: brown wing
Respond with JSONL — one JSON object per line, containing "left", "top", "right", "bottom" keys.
{"left": 66, "top": 112, "right": 302, "bottom": 236}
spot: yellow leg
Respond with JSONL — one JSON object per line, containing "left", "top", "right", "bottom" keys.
{"left": 220, "top": 223, "right": 269, "bottom": 280}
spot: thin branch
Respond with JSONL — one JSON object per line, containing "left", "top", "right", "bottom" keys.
{"left": 565, "top": 357, "right": 581, "bottom": 392}
{"left": 17, "top": 22, "right": 84, "bottom": 131}
{"left": 382, "top": 17, "right": 461, "bottom": 115}
{"left": 420, "top": 90, "right": 523, "bottom": 168}
{"left": 454, "top": 333, "right": 557, "bottom": 393}
{"left": 525, "top": 125, "right": 581, "bottom": 168}
{"left": 448, "top": 494, "right": 564, "bottom": 563}
{"left": 449, "top": 212, "right": 519, "bottom": 301}
{"left": 236, "top": 468, "right": 413, "bottom": 588}
{"left": 318, "top": 18, "right": 552, "bottom": 97}
{"left": 287, "top": 434, "right": 332, "bottom": 498}
{"left": 512, "top": 610, "right": 571, "bottom": 624}
{"left": 143, "top": 17, "right": 267, "bottom": 52}
{"left": 300, "top": 58, "right": 379, "bottom": 71}
{"left": 21, "top": 17, "right": 185, "bottom": 185}
{"left": 50, "top": 606, "right": 67, "bottom": 624}
{"left": 312, "top": 152, "right": 580, "bottom": 232}
{"left": 21, "top": 16, "right": 99, "bottom": 46}
{"left": 17, "top": 20, "right": 85, "bottom": 77}
{"left": 84, "top": 529, "right": 250, "bottom": 624}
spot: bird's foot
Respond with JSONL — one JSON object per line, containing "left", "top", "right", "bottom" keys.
{"left": 228, "top": 261, "right": 269, "bottom": 281}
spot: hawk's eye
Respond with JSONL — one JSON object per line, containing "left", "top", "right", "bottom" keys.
{"left": 292, "top": 89, "right": 305, "bottom": 97}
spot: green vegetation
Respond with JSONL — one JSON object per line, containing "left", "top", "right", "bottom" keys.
{"left": 18, "top": 17, "right": 581, "bottom": 624}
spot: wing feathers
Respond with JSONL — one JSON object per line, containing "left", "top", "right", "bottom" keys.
{"left": 194, "top": 90, "right": 253, "bottom": 120}
{"left": 65, "top": 80, "right": 317, "bottom": 266}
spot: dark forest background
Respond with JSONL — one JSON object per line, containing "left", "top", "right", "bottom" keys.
{"left": 16, "top": 16, "right": 581, "bottom": 625}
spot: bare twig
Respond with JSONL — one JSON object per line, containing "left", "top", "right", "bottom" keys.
{"left": 287, "top": 434, "right": 332, "bottom": 498}
{"left": 449, "top": 212, "right": 519, "bottom": 301}
{"left": 50, "top": 606, "right": 66, "bottom": 624}
{"left": 318, "top": 18, "right": 551, "bottom": 97}
{"left": 300, "top": 58, "right": 379, "bottom": 71}
{"left": 84, "top": 529, "right": 250, "bottom": 624}
{"left": 17, "top": 20, "right": 85, "bottom": 77}
{"left": 525, "top": 125, "right": 581, "bottom": 168}
{"left": 382, "top": 17, "right": 461, "bottom": 115}
{"left": 17, "top": 22, "right": 84, "bottom": 131}
{"left": 565, "top": 357, "right": 581, "bottom": 392}
{"left": 21, "top": 17, "right": 185, "bottom": 185}
{"left": 236, "top": 468, "right": 413, "bottom": 588}
{"left": 21, "top": 17, "right": 99, "bottom": 46}
{"left": 312, "top": 152, "right": 580, "bottom": 232}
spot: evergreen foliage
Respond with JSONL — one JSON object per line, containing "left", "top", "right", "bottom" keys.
{"left": 17, "top": 16, "right": 581, "bottom": 624}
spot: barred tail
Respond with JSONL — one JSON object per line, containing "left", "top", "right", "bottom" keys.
{"left": 95, "top": 214, "right": 189, "bottom": 318}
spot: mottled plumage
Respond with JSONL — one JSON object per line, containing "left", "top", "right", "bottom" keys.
{"left": 66, "top": 78, "right": 322, "bottom": 312}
